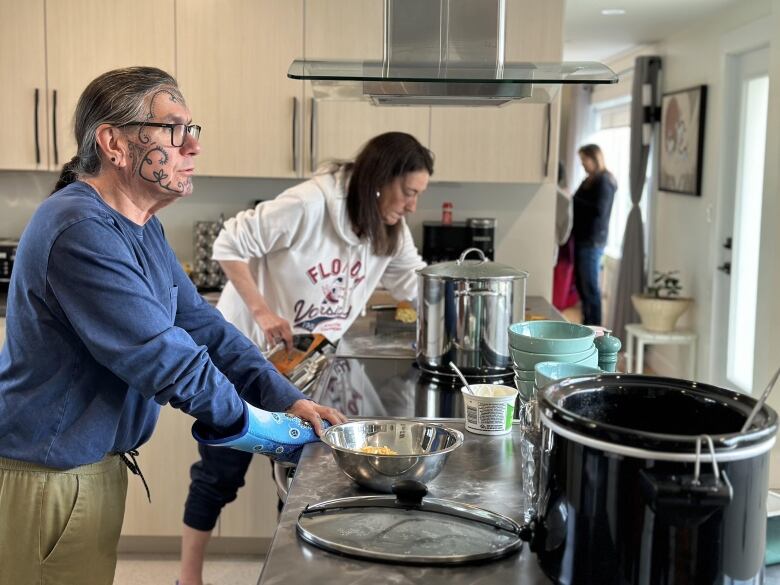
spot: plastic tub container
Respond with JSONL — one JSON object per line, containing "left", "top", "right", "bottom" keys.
{"left": 460, "top": 384, "right": 519, "bottom": 435}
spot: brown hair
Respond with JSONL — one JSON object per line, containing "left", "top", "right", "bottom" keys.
{"left": 339, "top": 132, "right": 434, "bottom": 256}
{"left": 52, "top": 66, "right": 184, "bottom": 194}
{"left": 578, "top": 143, "right": 608, "bottom": 174}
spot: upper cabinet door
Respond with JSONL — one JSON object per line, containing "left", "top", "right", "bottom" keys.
{"left": 0, "top": 0, "right": 48, "bottom": 170}
{"left": 430, "top": 0, "right": 563, "bottom": 183}
{"left": 45, "top": 0, "right": 176, "bottom": 171}
{"left": 177, "top": 0, "right": 304, "bottom": 178}
{"left": 303, "top": 0, "right": 430, "bottom": 173}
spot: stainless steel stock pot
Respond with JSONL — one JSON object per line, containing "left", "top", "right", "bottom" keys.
{"left": 416, "top": 248, "right": 528, "bottom": 376}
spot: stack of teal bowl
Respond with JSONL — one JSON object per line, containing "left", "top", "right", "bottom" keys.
{"left": 508, "top": 320, "right": 598, "bottom": 402}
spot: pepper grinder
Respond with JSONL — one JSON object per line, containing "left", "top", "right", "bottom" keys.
{"left": 594, "top": 330, "right": 622, "bottom": 373}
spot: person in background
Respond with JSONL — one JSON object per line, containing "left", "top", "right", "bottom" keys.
{"left": 571, "top": 144, "right": 617, "bottom": 325}
{"left": 0, "top": 67, "right": 344, "bottom": 585}
{"left": 178, "top": 131, "right": 433, "bottom": 585}
{"left": 552, "top": 161, "right": 578, "bottom": 311}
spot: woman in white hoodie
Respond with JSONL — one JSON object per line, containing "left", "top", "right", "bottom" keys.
{"left": 178, "top": 132, "right": 433, "bottom": 585}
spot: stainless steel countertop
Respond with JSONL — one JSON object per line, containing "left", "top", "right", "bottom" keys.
{"left": 257, "top": 421, "right": 552, "bottom": 585}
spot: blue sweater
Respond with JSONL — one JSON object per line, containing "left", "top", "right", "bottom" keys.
{"left": 0, "top": 182, "right": 305, "bottom": 469}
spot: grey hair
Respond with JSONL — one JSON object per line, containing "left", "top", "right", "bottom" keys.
{"left": 52, "top": 66, "right": 184, "bottom": 193}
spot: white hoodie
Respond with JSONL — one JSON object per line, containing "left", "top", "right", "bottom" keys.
{"left": 212, "top": 170, "right": 425, "bottom": 348}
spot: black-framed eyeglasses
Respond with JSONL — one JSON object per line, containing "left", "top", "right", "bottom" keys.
{"left": 120, "top": 122, "right": 202, "bottom": 147}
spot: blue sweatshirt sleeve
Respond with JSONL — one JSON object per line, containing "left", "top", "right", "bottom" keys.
{"left": 46, "top": 218, "right": 244, "bottom": 431}
{"left": 168, "top": 255, "right": 306, "bottom": 412}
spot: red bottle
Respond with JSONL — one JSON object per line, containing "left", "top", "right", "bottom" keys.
{"left": 441, "top": 201, "right": 453, "bottom": 225}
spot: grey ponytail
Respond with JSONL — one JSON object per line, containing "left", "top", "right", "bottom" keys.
{"left": 51, "top": 66, "right": 184, "bottom": 194}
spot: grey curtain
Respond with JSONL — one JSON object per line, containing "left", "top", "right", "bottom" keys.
{"left": 610, "top": 56, "right": 662, "bottom": 342}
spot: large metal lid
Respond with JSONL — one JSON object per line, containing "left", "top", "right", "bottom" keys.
{"left": 417, "top": 248, "right": 528, "bottom": 280}
{"left": 296, "top": 481, "right": 523, "bottom": 565}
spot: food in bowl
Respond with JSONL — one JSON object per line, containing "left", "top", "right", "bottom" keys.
{"left": 359, "top": 445, "right": 399, "bottom": 455}
{"left": 322, "top": 420, "right": 463, "bottom": 492}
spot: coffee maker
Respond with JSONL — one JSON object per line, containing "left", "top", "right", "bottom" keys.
{"left": 422, "top": 218, "right": 496, "bottom": 264}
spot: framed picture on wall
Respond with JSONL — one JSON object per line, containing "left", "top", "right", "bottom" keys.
{"left": 659, "top": 85, "right": 707, "bottom": 195}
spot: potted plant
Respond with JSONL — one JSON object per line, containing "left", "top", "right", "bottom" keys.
{"left": 631, "top": 271, "right": 693, "bottom": 332}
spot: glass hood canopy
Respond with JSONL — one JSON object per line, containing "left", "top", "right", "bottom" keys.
{"left": 287, "top": 0, "right": 617, "bottom": 106}
{"left": 288, "top": 60, "right": 618, "bottom": 105}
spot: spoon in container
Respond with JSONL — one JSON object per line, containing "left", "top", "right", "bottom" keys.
{"left": 449, "top": 362, "right": 475, "bottom": 395}
{"left": 740, "top": 365, "right": 780, "bottom": 433}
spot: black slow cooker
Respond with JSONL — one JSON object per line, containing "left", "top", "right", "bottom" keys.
{"left": 529, "top": 374, "right": 777, "bottom": 585}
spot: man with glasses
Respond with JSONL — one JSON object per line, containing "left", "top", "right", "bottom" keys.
{"left": 0, "top": 67, "right": 346, "bottom": 585}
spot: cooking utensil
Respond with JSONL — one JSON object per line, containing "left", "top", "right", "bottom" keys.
{"left": 321, "top": 420, "right": 463, "bottom": 493}
{"left": 741, "top": 365, "right": 780, "bottom": 432}
{"left": 530, "top": 374, "right": 778, "bottom": 585}
{"left": 449, "top": 362, "right": 474, "bottom": 395}
{"left": 417, "top": 248, "right": 527, "bottom": 376}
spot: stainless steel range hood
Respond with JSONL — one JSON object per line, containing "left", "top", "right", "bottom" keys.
{"left": 288, "top": 0, "right": 617, "bottom": 106}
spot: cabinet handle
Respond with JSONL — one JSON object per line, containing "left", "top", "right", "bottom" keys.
{"left": 543, "top": 103, "right": 551, "bottom": 178}
{"left": 34, "top": 88, "right": 41, "bottom": 165}
{"left": 52, "top": 89, "right": 59, "bottom": 166}
{"left": 292, "top": 97, "right": 300, "bottom": 174}
{"left": 310, "top": 98, "right": 318, "bottom": 174}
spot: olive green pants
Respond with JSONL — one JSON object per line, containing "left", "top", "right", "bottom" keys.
{"left": 0, "top": 454, "right": 128, "bottom": 585}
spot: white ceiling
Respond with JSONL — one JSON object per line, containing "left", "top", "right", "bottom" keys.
{"left": 564, "top": 0, "right": 743, "bottom": 61}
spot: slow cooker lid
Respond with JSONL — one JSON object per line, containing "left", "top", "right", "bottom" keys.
{"left": 417, "top": 247, "right": 527, "bottom": 281}
{"left": 540, "top": 374, "right": 778, "bottom": 456}
{"left": 296, "top": 481, "right": 523, "bottom": 565}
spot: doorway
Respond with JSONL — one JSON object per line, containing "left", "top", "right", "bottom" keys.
{"left": 711, "top": 45, "right": 770, "bottom": 392}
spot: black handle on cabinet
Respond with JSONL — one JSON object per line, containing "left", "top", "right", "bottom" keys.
{"left": 34, "top": 88, "right": 41, "bottom": 165}
{"left": 718, "top": 262, "right": 731, "bottom": 275}
{"left": 310, "top": 98, "right": 318, "bottom": 174}
{"left": 543, "top": 103, "right": 551, "bottom": 178}
{"left": 292, "top": 97, "right": 299, "bottom": 174}
{"left": 52, "top": 89, "right": 59, "bottom": 166}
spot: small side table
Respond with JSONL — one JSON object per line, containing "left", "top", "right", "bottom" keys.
{"left": 624, "top": 323, "right": 697, "bottom": 379}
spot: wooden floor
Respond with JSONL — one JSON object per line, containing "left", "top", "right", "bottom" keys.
{"left": 114, "top": 554, "right": 263, "bottom": 585}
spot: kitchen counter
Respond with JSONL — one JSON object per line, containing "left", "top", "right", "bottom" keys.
{"left": 257, "top": 422, "right": 551, "bottom": 585}
{"left": 257, "top": 293, "right": 780, "bottom": 584}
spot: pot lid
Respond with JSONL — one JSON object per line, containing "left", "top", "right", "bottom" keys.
{"left": 418, "top": 248, "right": 528, "bottom": 280}
{"left": 296, "top": 481, "right": 523, "bottom": 565}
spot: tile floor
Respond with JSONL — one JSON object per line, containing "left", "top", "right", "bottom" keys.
{"left": 113, "top": 554, "right": 264, "bottom": 585}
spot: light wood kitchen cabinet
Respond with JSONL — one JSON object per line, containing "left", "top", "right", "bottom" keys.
{"left": 121, "top": 407, "right": 200, "bottom": 536}
{"left": 429, "top": 0, "right": 563, "bottom": 183}
{"left": 302, "top": 0, "right": 431, "bottom": 171}
{"left": 0, "top": 0, "right": 48, "bottom": 170}
{"left": 45, "top": 0, "right": 175, "bottom": 170}
{"left": 0, "top": 0, "right": 174, "bottom": 172}
{"left": 219, "top": 457, "right": 279, "bottom": 538}
{"left": 176, "top": 0, "right": 304, "bottom": 178}
{"left": 121, "top": 406, "right": 280, "bottom": 538}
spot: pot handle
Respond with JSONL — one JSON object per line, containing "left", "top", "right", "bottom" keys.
{"left": 457, "top": 248, "right": 488, "bottom": 265}
{"left": 639, "top": 435, "right": 733, "bottom": 526}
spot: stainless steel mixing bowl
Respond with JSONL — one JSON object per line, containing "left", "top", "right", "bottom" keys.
{"left": 321, "top": 420, "right": 464, "bottom": 493}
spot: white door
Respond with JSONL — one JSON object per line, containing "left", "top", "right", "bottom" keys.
{"left": 711, "top": 46, "right": 770, "bottom": 392}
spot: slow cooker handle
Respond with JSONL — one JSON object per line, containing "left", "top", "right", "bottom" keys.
{"left": 639, "top": 436, "right": 734, "bottom": 526}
